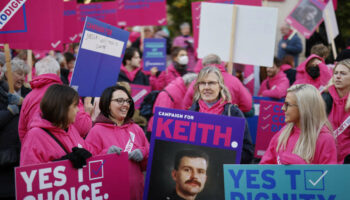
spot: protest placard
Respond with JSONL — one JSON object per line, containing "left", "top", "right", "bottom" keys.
{"left": 63, "top": 0, "right": 80, "bottom": 44}
{"left": 286, "top": 0, "right": 326, "bottom": 39}
{"left": 323, "top": 1, "right": 338, "bottom": 59}
{"left": 70, "top": 17, "right": 129, "bottom": 97}
{"left": 116, "top": 0, "right": 167, "bottom": 26}
{"left": 254, "top": 100, "right": 285, "bottom": 158}
{"left": 143, "top": 107, "right": 245, "bottom": 200}
{"left": 224, "top": 164, "right": 350, "bottom": 200}
{"left": 198, "top": 3, "right": 277, "bottom": 67}
{"left": 191, "top": 0, "right": 262, "bottom": 51}
{"left": 130, "top": 84, "right": 151, "bottom": 109}
{"left": 143, "top": 38, "right": 166, "bottom": 71}
{"left": 0, "top": 0, "right": 64, "bottom": 50}
{"left": 16, "top": 154, "right": 130, "bottom": 200}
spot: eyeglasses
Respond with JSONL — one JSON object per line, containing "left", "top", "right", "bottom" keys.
{"left": 111, "top": 98, "right": 132, "bottom": 105}
{"left": 198, "top": 81, "right": 219, "bottom": 87}
{"left": 283, "top": 102, "right": 298, "bottom": 111}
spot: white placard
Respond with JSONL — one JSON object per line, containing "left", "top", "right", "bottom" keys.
{"left": 81, "top": 30, "right": 124, "bottom": 58}
{"left": 323, "top": 1, "right": 339, "bottom": 43}
{"left": 198, "top": 3, "right": 278, "bottom": 67}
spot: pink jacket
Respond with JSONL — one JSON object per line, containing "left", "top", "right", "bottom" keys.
{"left": 260, "top": 125, "right": 337, "bottom": 164}
{"left": 18, "top": 74, "right": 92, "bottom": 143}
{"left": 20, "top": 117, "right": 86, "bottom": 166}
{"left": 172, "top": 35, "right": 197, "bottom": 71}
{"left": 147, "top": 77, "right": 187, "bottom": 132}
{"left": 328, "top": 85, "right": 350, "bottom": 163}
{"left": 85, "top": 114, "right": 149, "bottom": 200}
{"left": 258, "top": 70, "right": 290, "bottom": 99}
{"left": 150, "top": 64, "right": 182, "bottom": 91}
{"left": 294, "top": 54, "right": 332, "bottom": 90}
{"left": 184, "top": 64, "right": 252, "bottom": 112}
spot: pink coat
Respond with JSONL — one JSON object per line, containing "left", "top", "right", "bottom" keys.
{"left": 147, "top": 77, "right": 187, "bottom": 132}
{"left": 20, "top": 117, "right": 86, "bottom": 166}
{"left": 172, "top": 35, "right": 197, "bottom": 71}
{"left": 18, "top": 74, "right": 92, "bottom": 143}
{"left": 85, "top": 114, "right": 149, "bottom": 200}
{"left": 150, "top": 64, "right": 181, "bottom": 91}
{"left": 260, "top": 125, "right": 337, "bottom": 164}
{"left": 258, "top": 70, "right": 290, "bottom": 99}
{"left": 294, "top": 54, "right": 332, "bottom": 90}
{"left": 184, "top": 64, "right": 252, "bottom": 112}
{"left": 328, "top": 85, "right": 350, "bottom": 163}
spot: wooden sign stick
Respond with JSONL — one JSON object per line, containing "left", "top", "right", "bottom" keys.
{"left": 227, "top": 5, "right": 238, "bottom": 75}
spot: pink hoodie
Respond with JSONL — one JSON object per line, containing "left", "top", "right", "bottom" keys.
{"left": 198, "top": 99, "right": 227, "bottom": 115}
{"left": 172, "top": 35, "right": 197, "bottom": 71}
{"left": 20, "top": 117, "right": 86, "bottom": 166}
{"left": 328, "top": 85, "right": 350, "bottom": 163}
{"left": 184, "top": 64, "right": 252, "bottom": 112}
{"left": 147, "top": 77, "right": 187, "bottom": 132}
{"left": 260, "top": 125, "right": 337, "bottom": 164}
{"left": 18, "top": 74, "right": 92, "bottom": 143}
{"left": 150, "top": 64, "right": 182, "bottom": 91}
{"left": 258, "top": 70, "right": 290, "bottom": 99}
{"left": 294, "top": 54, "right": 332, "bottom": 90}
{"left": 85, "top": 114, "right": 149, "bottom": 200}
{"left": 120, "top": 64, "right": 143, "bottom": 82}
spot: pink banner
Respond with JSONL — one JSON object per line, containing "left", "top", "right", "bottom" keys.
{"left": 116, "top": 0, "right": 167, "bottom": 27}
{"left": 191, "top": 0, "right": 262, "bottom": 51}
{"left": 286, "top": 0, "right": 326, "bottom": 39}
{"left": 254, "top": 100, "right": 285, "bottom": 158}
{"left": 63, "top": 0, "right": 80, "bottom": 44}
{"left": 0, "top": 0, "right": 64, "bottom": 50}
{"left": 130, "top": 84, "right": 151, "bottom": 109}
{"left": 16, "top": 154, "right": 130, "bottom": 199}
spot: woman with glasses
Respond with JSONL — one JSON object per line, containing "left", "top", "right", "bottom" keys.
{"left": 85, "top": 85, "right": 149, "bottom": 200}
{"left": 322, "top": 59, "right": 350, "bottom": 163}
{"left": 189, "top": 66, "right": 254, "bottom": 164}
{"left": 260, "top": 84, "right": 337, "bottom": 164}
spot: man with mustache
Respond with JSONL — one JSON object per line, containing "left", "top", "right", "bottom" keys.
{"left": 164, "top": 149, "right": 209, "bottom": 200}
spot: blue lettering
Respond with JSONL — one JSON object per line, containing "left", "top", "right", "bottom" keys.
{"left": 272, "top": 115, "right": 285, "bottom": 123}
{"left": 271, "top": 125, "right": 282, "bottom": 132}
{"left": 246, "top": 170, "right": 260, "bottom": 189}
{"left": 285, "top": 170, "right": 300, "bottom": 190}
{"left": 273, "top": 105, "right": 283, "bottom": 113}
{"left": 262, "top": 170, "right": 275, "bottom": 189}
{"left": 230, "top": 192, "right": 244, "bottom": 200}
{"left": 300, "top": 194, "right": 315, "bottom": 200}
{"left": 256, "top": 192, "right": 269, "bottom": 200}
{"left": 1, "top": 14, "right": 7, "bottom": 21}
{"left": 229, "top": 169, "right": 243, "bottom": 188}
{"left": 317, "top": 195, "right": 336, "bottom": 200}
{"left": 272, "top": 193, "right": 288, "bottom": 200}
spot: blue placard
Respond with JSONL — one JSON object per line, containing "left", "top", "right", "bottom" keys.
{"left": 70, "top": 17, "right": 130, "bottom": 97}
{"left": 143, "top": 38, "right": 166, "bottom": 71}
{"left": 224, "top": 164, "right": 350, "bottom": 200}
{"left": 144, "top": 107, "right": 246, "bottom": 200}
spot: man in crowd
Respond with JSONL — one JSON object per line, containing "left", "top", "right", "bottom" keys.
{"left": 277, "top": 23, "right": 303, "bottom": 66}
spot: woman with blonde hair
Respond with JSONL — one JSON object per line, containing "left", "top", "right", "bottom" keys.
{"left": 189, "top": 66, "right": 254, "bottom": 164}
{"left": 322, "top": 59, "right": 350, "bottom": 163}
{"left": 261, "top": 84, "right": 337, "bottom": 164}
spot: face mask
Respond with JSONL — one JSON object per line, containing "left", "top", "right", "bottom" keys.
{"left": 306, "top": 65, "right": 320, "bottom": 80}
{"left": 178, "top": 55, "right": 189, "bottom": 65}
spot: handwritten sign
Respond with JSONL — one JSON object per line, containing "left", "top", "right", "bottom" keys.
{"left": 16, "top": 154, "right": 130, "bottom": 200}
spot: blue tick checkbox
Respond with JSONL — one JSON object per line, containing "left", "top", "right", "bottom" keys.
{"left": 304, "top": 170, "right": 328, "bottom": 191}
{"left": 89, "top": 160, "right": 105, "bottom": 180}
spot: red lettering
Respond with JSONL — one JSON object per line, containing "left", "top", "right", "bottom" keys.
{"left": 189, "top": 122, "right": 197, "bottom": 142}
{"left": 173, "top": 120, "right": 189, "bottom": 141}
{"left": 198, "top": 123, "right": 214, "bottom": 144}
{"left": 4, "top": 9, "right": 12, "bottom": 16}
{"left": 11, "top": 2, "right": 18, "bottom": 9}
{"left": 155, "top": 118, "right": 173, "bottom": 139}
{"left": 213, "top": 126, "right": 232, "bottom": 147}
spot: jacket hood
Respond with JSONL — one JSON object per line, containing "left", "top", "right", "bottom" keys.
{"left": 120, "top": 64, "right": 143, "bottom": 82}
{"left": 29, "top": 116, "right": 70, "bottom": 136}
{"left": 30, "top": 74, "right": 62, "bottom": 89}
{"left": 94, "top": 113, "right": 133, "bottom": 129}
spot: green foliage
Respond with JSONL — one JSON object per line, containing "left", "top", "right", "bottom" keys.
{"left": 336, "top": 0, "right": 350, "bottom": 41}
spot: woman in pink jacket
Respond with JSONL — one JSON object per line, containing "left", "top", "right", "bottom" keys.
{"left": 85, "top": 85, "right": 149, "bottom": 200}
{"left": 322, "top": 59, "right": 350, "bottom": 163}
{"left": 260, "top": 84, "right": 337, "bottom": 164}
{"left": 20, "top": 84, "right": 92, "bottom": 168}
{"left": 294, "top": 54, "right": 332, "bottom": 91}
{"left": 150, "top": 47, "right": 188, "bottom": 90}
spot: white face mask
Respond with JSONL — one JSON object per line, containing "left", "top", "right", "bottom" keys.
{"left": 178, "top": 55, "right": 189, "bottom": 65}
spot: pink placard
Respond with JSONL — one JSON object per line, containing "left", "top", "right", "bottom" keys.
{"left": 116, "top": 0, "right": 167, "bottom": 26}
{"left": 254, "top": 100, "right": 286, "bottom": 158}
{"left": 130, "top": 84, "right": 151, "bottom": 110}
{"left": 286, "top": 0, "right": 326, "bottom": 39}
{"left": 191, "top": 0, "right": 262, "bottom": 51}
{"left": 0, "top": 0, "right": 64, "bottom": 50}
{"left": 15, "top": 154, "right": 130, "bottom": 199}
{"left": 63, "top": 0, "right": 80, "bottom": 44}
